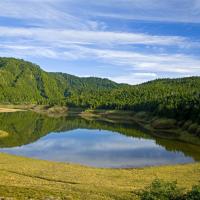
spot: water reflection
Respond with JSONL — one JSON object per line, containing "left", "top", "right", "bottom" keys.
{"left": 0, "top": 112, "right": 199, "bottom": 168}
{"left": 0, "top": 128, "right": 195, "bottom": 168}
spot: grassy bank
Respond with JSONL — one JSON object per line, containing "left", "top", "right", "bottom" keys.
{"left": 0, "top": 153, "right": 199, "bottom": 200}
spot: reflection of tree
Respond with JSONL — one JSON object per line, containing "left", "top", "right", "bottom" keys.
{"left": 155, "top": 138, "right": 200, "bottom": 161}
{"left": 0, "top": 111, "right": 200, "bottom": 161}
{"left": 0, "top": 111, "right": 149, "bottom": 148}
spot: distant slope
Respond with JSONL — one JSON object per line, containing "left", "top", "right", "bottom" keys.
{"left": 81, "top": 76, "right": 200, "bottom": 120}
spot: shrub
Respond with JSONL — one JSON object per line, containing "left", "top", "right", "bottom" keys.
{"left": 136, "top": 180, "right": 200, "bottom": 200}
{"left": 136, "top": 179, "right": 184, "bottom": 200}
{"left": 185, "top": 184, "right": 200, "bottom": 200}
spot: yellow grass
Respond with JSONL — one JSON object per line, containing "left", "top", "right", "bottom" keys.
{"left": 0, "top": 130, "right": 9, "bottom": 138}
{"left": 0, "top": 153, "right": 199, "bottom": 200}
{"left": 0, "top": 108, "right": 24, "bottom": 113}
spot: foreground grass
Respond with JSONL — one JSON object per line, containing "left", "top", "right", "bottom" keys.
{"left": 0, "top": 153, "right": 199, "bottom": 200}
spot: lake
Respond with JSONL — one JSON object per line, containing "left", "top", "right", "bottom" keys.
{"left": 0, "top": 111, "right": 200, "bottom": 168}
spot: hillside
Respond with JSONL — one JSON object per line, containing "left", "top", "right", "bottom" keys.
{"left": 0, "top": 57, "right": 200, "bottom": 126}
{"left": 0, "top": 57, "right": 118, "bottom": 105}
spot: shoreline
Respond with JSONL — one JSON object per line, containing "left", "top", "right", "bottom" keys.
{"left": 0, "top": 107, "right": 24, "bottom": 113}
{"left": 0, "top": 151, "right": 198, "bottom": 170}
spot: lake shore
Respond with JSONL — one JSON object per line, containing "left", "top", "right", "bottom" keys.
{"left": 0, "top": 153, "right": 199, "bottom": 200}
{"left": 0, "top": 107, "right": 24, "bottom": 113}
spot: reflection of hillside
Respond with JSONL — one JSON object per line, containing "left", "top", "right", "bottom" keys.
{"left": 155, "top": 138, "right": 200, "bottom": 161}
{"left": 0, "top": 111, "right": 149, "bottom": 148}
{"left": 0, "top": 112, "right": 69, "bottom": 147}
{"left": 0, "top": 111, "right": 200, "bottom": 163}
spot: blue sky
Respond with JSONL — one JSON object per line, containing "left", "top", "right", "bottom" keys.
{"left": 0, "top": 0, "right": 200, "bottom": 84}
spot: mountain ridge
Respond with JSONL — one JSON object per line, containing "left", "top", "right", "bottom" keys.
{"left": 0, "top": 57, "right": 119, "bottom": 104}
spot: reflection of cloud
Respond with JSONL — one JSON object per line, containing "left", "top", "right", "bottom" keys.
{"left": 0, "top": 129, "right": 194, "bottom": 168}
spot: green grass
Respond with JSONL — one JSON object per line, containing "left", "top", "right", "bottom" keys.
{"left": 0, "top": 153, "right": 199, "bottom": 200}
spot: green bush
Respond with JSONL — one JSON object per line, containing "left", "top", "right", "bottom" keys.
{"left": 185, "top": 184, "right": 200, "bottom": 200}
{"left": 136, "top": 179, "right": 200, "bottom": 200}
{"left": 136, "top": 179, "right": 184, "bottom": 200}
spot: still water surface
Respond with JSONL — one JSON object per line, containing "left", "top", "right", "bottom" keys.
{"left": 0, "top": 112, "right": 199, "bottom": 168}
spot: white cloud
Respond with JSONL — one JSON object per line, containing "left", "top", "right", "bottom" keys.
{"left": 6, "top": 0, "right": 200, "bottom": 24}
{"left": 0, "top": 26, "right": 192, "bottom": 47}
{"left": 1, "top": 43, "right": 200, "bottom": 85}
{"left": 0, "top": 0, "right": 99, "bottom": 30}
{"left": 110, "top": 73, "right": 158, "bottom": 85}
{"left": 1, "top": 0, "right": 200, "bottom": 30}
{"left": 85, "top": 0, "right": 200, "bottom": 23}
{"left": 0, "top": 44, "right": 60, "bottom": 59}
{"left": 68, "top": 46, "right": 200, "bottom": 75}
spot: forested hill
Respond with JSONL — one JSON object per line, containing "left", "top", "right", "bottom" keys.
{"left": 0, "top": 57, "right": 200, "bottom": 123}
{"left": 0, "top": 57, "right": 119, "bottom": 104}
